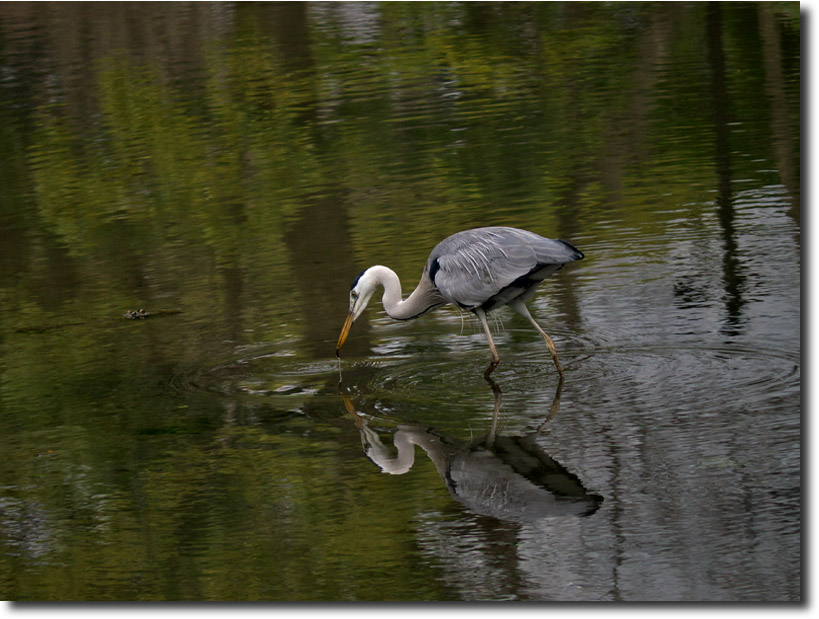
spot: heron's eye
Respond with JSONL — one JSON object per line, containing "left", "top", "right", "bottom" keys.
{"left": 351, "top": 291, "right": 359, "bottom": 300}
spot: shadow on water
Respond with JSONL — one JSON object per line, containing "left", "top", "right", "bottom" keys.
{"left": 339, "top": 373, "right": 603, "bottom": 523}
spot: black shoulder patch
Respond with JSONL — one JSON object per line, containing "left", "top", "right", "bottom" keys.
{"left": 351, "top": 268, "right": 367, "bottom": 290}
{"left": 429, "top": 258, "right": 441, "bottom": 285}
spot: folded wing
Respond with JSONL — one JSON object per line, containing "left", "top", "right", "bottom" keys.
{"left": 429, "top": 227, "right": 583, "bottom": 311}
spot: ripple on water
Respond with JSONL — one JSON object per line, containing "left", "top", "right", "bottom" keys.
{"left": 568, "top": 343, "right": 799, "bottom": 413}
{"left": 171, "top": 349, "right": 341, "bottom": 404}
{"left": 171, "top": 335, "right": 798, "bottom": 427}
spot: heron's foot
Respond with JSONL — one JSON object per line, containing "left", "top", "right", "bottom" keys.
{"left": 540, "top": 333, "right": 565, "bottom": 378}
{"left": 482, "top": 368, "right": 502, "bottom": 397}
{"left": 553, "top": 355, "right": 565, "bottom": 378}
{"left": 549, "top": 373, "right": 564, "bottom": 419}
{"left": 483, "top": 358, "right": 500, "bottom": 379}
{"left": 534, "top": 374, "right": 565, "bottom": 433}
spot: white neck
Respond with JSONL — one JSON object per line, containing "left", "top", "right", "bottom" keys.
{"left": 364, "top": 265, "right": 442, "bottom": 321}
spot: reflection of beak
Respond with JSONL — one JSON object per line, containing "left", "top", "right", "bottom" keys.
{"left": 336, "top": 310, "right": 355, "bottom": 357}
{"left": 341, "top": 393, "right": 365, "bottom": 428}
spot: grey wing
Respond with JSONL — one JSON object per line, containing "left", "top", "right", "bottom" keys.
{"left": 429, "top": 227, "right": 583, "bottom": 310}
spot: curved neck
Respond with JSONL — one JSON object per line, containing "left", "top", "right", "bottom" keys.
{"left": 367, "top": 265, "right": 441, "bottom": 321}
{"left": 361, "top": 427, "right": 417, "bottom": 475}
{"left": 360, "top": 425, "right": 452, "bottom": 476}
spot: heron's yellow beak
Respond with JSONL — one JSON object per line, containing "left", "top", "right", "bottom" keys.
{"left": 336, "top": 310, "right": 355, "bottom": 357}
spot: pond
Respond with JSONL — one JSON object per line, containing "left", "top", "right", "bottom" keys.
{"left": 0, "top": 1, "right": 800, "bottom": 602}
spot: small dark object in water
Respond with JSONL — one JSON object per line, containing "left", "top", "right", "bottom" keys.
{"left": 124, "top": 309, "right": 150, "bottom": 320}
{"left": 123, "top": 308, "right": 182, "bottom": 320}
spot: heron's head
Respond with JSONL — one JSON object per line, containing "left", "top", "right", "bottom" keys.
{"left": 336, "top": 267, "right": 379, "bottom": 356}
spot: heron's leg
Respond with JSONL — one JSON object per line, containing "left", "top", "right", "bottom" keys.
{"left": 474, "top": 308, "right": 500, "bottom": 377}
{"left": 486, "top": 375, "right": 503, "bottom": 448}
{"left": 535, "top": 373, "right": 564, "bottom": 433}
{"left": 511, "top": 300, "right": 565, "bottom": 378}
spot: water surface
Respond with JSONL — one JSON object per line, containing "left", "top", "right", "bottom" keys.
{"left": 0, "top": 1, "right": 800, "bottom": 602}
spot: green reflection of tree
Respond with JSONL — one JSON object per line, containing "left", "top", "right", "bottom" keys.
{"left": 304, "top": 1, "right": 798, "bottom": 277}
{"left": 14, "top": 29, "right": 334, "bottom": 360}
{"left": 1, "top": 416, "right": 456, "bottom": 601}
{"left": 12, "top": 1, "right": 800, "bottom": 329}
{"left": 0, "top": 1, "right": 800, "bottom": 602}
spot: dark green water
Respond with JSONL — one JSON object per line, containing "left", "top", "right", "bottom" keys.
{"left": 0, "top": 2, "right": 800, "bottom": 601}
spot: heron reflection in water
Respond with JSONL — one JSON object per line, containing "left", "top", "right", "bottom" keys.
{"left": 342, "top": 377, "right": 602, "bottom": 522}
{"left": 336, "top": 227, "right": 583, "bottom": 377}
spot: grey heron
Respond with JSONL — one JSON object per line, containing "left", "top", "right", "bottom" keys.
{"left": 335, "top": 226, "right": 584, "bottom": 377}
